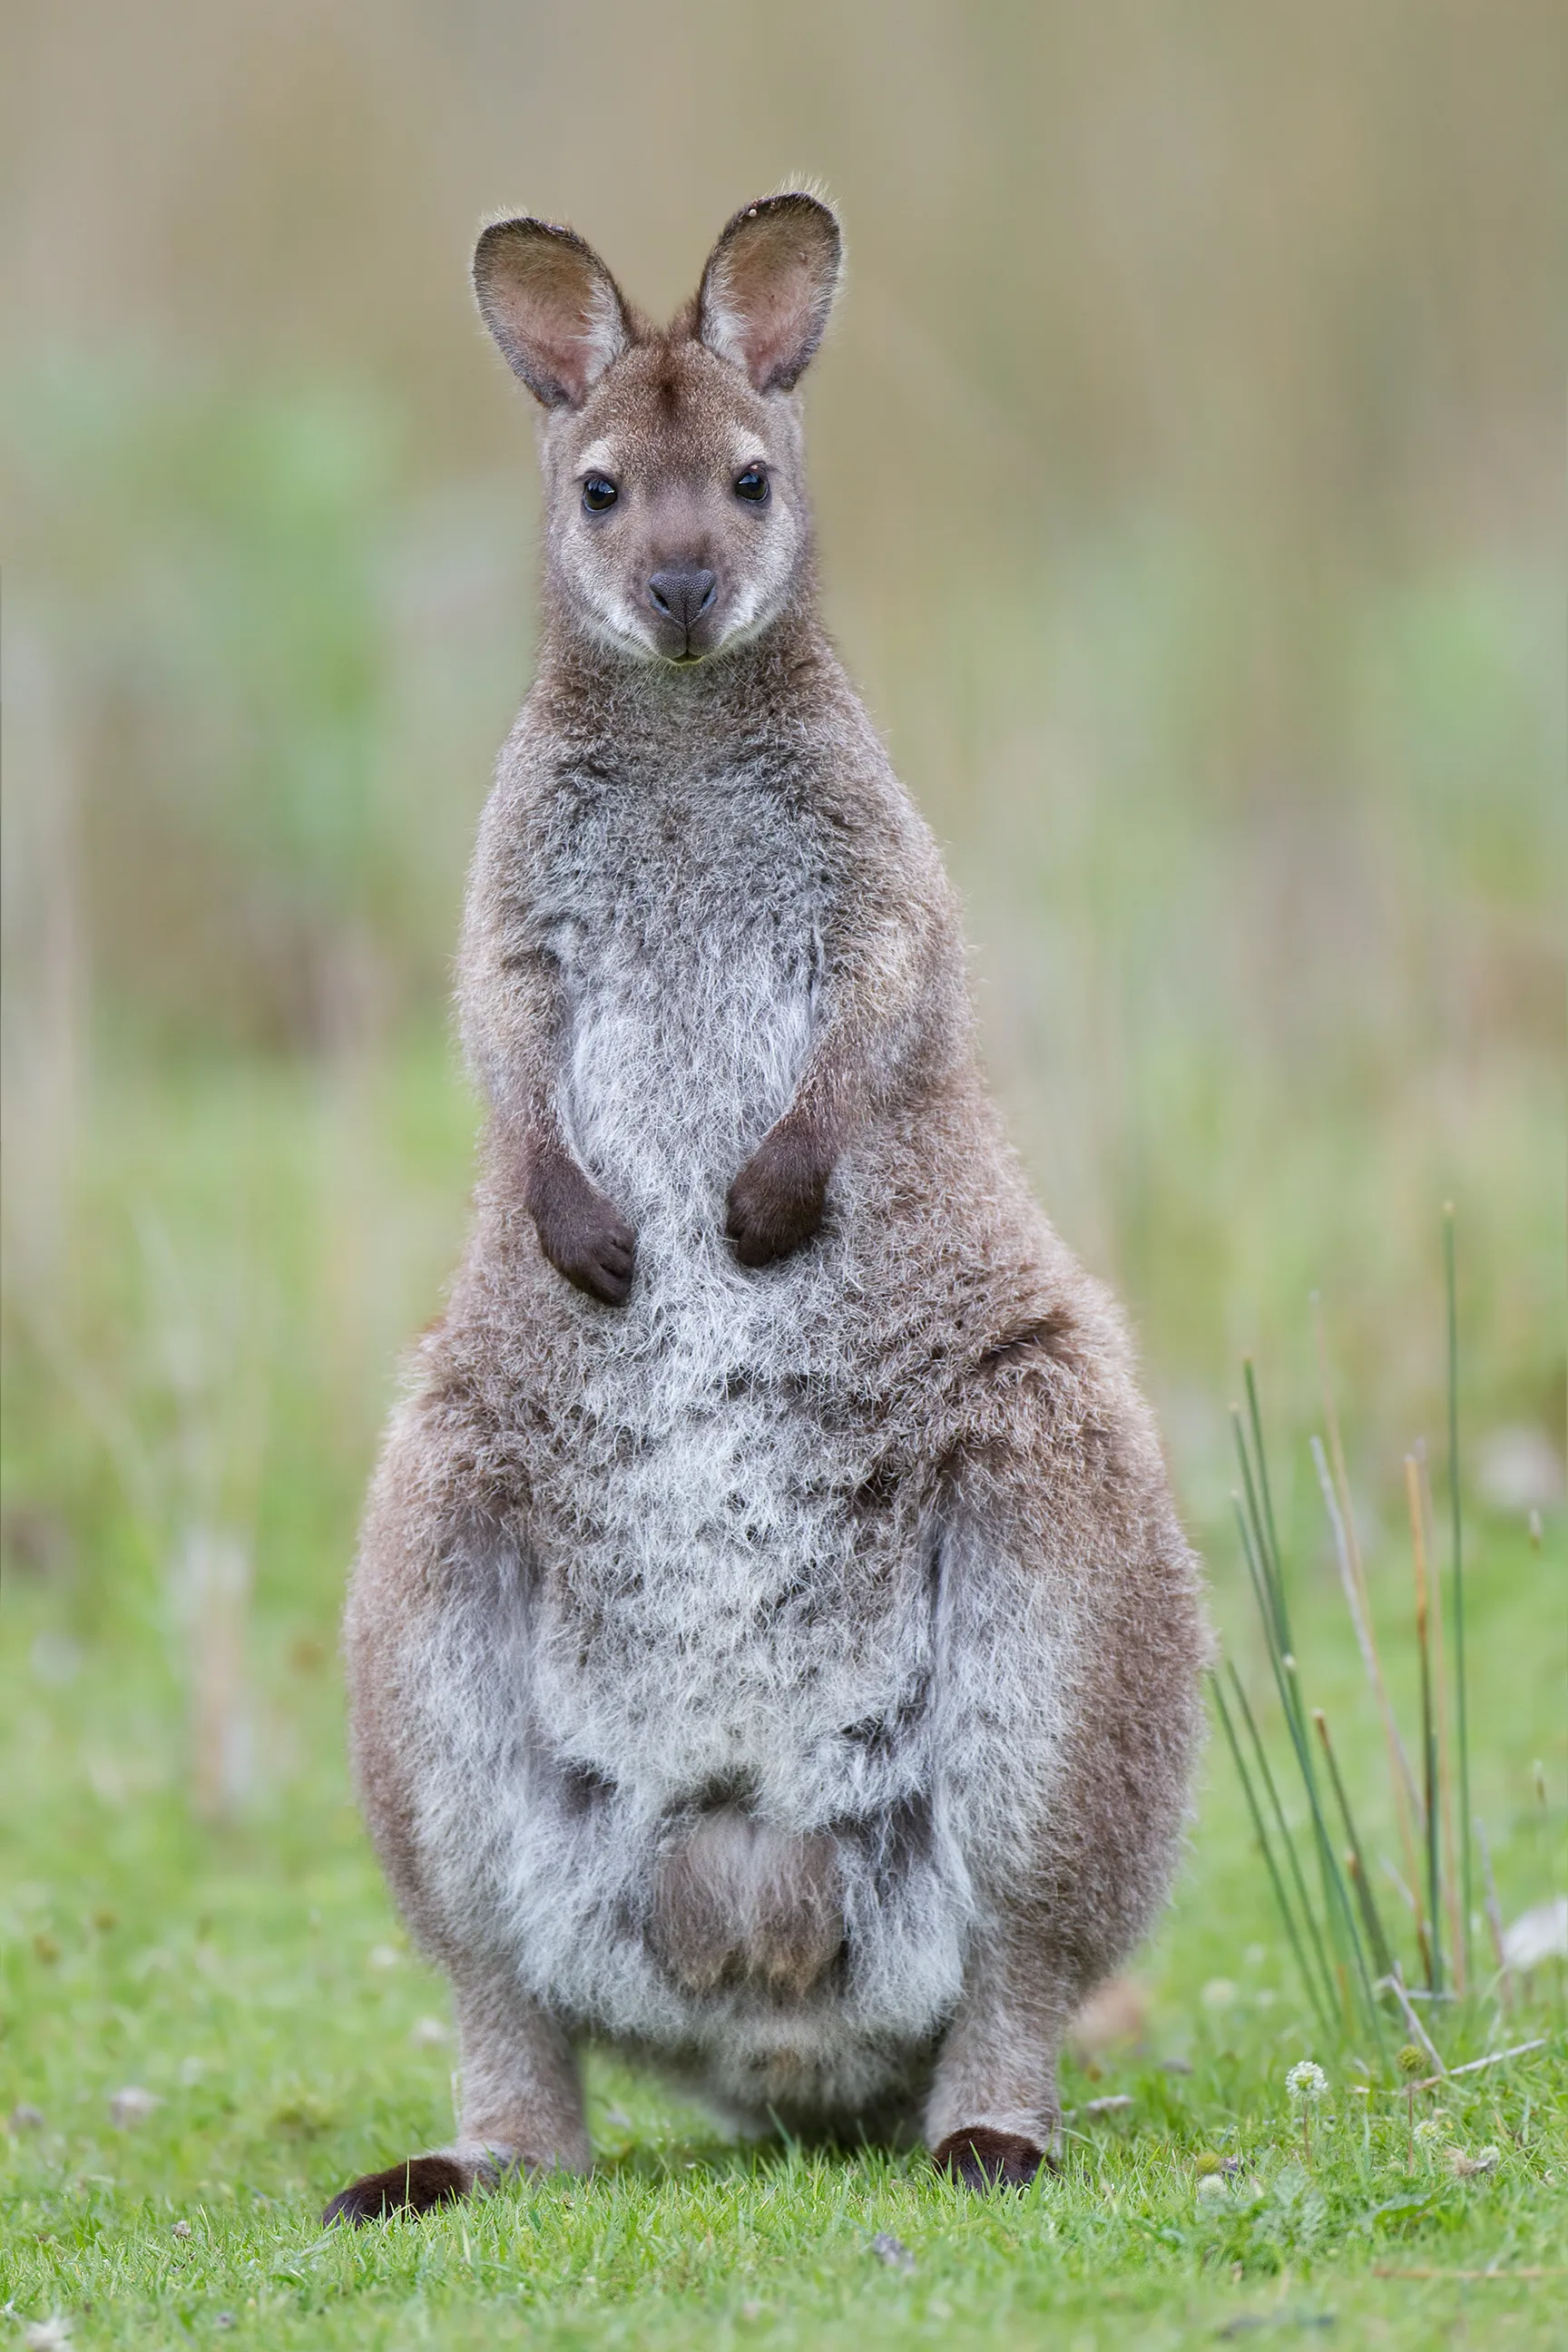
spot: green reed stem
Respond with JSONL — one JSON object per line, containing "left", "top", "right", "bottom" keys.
{"left": 1232, "top": 1494, "right": 1379, "bottom": 2039}
{"left": 1228, "top": 1660, "right": 1338, "bottom": 2027}
{"left": 1244, "top": 1355, "right": 1287, "bottom": 1620}
{"left": 1313, "top": 1706, "right": 1396, "bottom": 1982}
{"left": 1406, "top": 1452, "right": 1444, "bottom": 1994}
{"left": 1444, "top": 1205, "right": 1472, "bottom": 1984}
{"left": 1210, "top": 1668, "right": 1331, "bottom": 2030}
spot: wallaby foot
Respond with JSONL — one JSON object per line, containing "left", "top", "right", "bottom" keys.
{"left": 931, "top": 2125, "right": 1049, "bottom": 2190}
{"left": 325, "top": 1979, "right": 590, "bottom": 2225}
{"left": 323, "top": 2150, "right": 476, "bottom": 2226}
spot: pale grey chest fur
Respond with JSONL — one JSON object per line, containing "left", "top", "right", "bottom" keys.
{"left": 540, "top": 767, "right": 821, "bottom": 1230}
{"left": 520, "top": 767, "right": 936, "bottom": 1824}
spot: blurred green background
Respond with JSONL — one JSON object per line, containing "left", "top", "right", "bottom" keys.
{"left": 3, "top": 0, "right": 1563, "bottom": 1748}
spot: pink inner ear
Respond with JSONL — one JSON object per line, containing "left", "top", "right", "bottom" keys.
{"left": 704, "top": 212, "right": 835, "bottom": 392}
{"left": 476, "top": 227, "right": 627, "bottom": 407}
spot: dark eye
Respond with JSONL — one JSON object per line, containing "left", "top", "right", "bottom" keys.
{"left": 582, "top": 475, "right": 618, "bottom": 513}
{"left": 733, "top": 467, "right": 769, "bottom": 504}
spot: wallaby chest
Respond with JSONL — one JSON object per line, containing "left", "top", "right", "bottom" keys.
{"left": 530, "top": 757, "right": 826, "bottom": 1220}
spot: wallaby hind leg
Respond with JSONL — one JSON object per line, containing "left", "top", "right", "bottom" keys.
{"left": 324, "top": 1969, "right": 588, "bottom": 2224}
{"left": 326, "top": 1420, "right": 592, "bottom": 2224}
{"left": 926, "top": 1925, "right": 1073, "bottom": 2189}
{"left": 924, "top": 1378, "right": 1206, "bottom": 2192}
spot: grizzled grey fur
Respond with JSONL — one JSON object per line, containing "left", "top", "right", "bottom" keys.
{"left": 326, "top": 192, "right": 1207, "bottom": 2225}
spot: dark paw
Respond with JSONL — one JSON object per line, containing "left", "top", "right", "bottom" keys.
{"left": 932, "top": 2127, "right": 1048, "bottom": 2191}
{"left": 725, "top": 1121, "right": 830, "bottom": 1269}
{"left": 529, "top": 1152, "right": 636, "bottom": 1306}
{"left": 323, "top": 2151, "right": 469, "bottom": 2226}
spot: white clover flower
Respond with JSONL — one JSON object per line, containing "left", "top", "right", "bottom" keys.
{"left": 1412, "top": 2115, "right": 1445, "bottom": 2145}
{"left": 1286, "top": 2061, "right": 1327, "bottom": 2102}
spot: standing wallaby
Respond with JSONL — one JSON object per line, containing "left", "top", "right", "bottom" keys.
{"left": 325, "top": 192, "right": 1206, "bottom": 2225}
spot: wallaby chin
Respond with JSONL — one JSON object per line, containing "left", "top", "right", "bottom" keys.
{"left": 327, "top": 192, "right": 1206, "bottom": 2227}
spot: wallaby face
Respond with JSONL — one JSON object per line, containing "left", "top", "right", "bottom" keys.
{"left": 473, "top": 197, "right": 840, "bottom": 664}
{"left": 327, "top": 190, "right": 1207, "bottom": 2231}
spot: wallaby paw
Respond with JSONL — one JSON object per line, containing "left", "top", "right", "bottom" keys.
{"left": 530, "top": 1156, "right": 637, "bottom": 1305}
{"left": 323, "top": 2152, "right": 471, "bottom": 2226}
{"left": 725, "top": 1123, "right": 830, "bottom": 1268}
{"left": 931, "top": 2127, "right": 1049, "bottom": 2191}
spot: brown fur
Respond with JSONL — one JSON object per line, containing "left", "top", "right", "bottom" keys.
{"left": 325, "top": 193, "right": 1209, "bottom": 2226}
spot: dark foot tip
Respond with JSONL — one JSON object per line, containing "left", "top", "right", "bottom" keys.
{"left": 322, "top": 2153, "right": 468, "bottom": 2226}
{"left": 932, "top": 2127, "right": 1049, "bottom": 2191}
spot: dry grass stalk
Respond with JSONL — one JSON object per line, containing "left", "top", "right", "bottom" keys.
{"left": 1308, "top": 1418, "right": 1425, "bottom": 1911}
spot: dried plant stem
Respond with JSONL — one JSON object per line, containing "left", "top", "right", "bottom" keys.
{"left": 1380, "top": 1963, "right": 1446, "bottom": 2073}
{"left": 1406, "top": 1454, "right": 1443, "bottom": 1993}
{"left": 1399, "top": 2038, "right": 1548, "bottom": 2095}
{"left": 1309, "top": 1429, "right": 1426, "bottom": 1895}
{"left": 1444, "top": 1206, "right": 1473, "bottom": 1984}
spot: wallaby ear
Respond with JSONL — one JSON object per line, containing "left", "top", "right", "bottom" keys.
{"left": 698, "top": 193, "right": 842, "bottom": 395}
{"left": 472, "top": 217, "right": 631, "bottom": 408}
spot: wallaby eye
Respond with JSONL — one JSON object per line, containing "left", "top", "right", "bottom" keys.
{"left": 582, "top": 475, "right": 619, "bottom": 514}
{"left": 733, "top": 467, "right": 769, "bottom": 504}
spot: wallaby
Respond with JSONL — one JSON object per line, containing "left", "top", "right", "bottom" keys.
{"left": 325, "top": 192, "right": 1206, "bottom": 2225}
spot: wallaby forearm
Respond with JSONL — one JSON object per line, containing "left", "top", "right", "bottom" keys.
{"left": 459, "top": 815, "right": 638, "bottom": 1305}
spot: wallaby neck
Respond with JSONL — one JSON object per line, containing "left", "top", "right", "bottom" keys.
{"left": 533, "top": 594, "right": 838, "bottom": 754}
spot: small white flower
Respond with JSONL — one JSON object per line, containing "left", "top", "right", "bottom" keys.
{"left": 368, "top": 1943, "right": 401, "bottom": 1970}
{"left": 1201, "top": 1978, "right": 1239, "bottom": 2010}
{"left": 109, "top": 2085, "right": 160, "bottom": 2130}
{"left": 1413, "top": 2115, "right": 1446, "bottom": 2145}
{"left": 1286, "top": 2061, "right": 1327, "bottom": 2102}
{"left": 408, "top": 2016, "right": 450, "bottom": 2047}
{"left": 1196, "top": 2171, "right": 1231, "bottom": 2201}
{"left": 1502, "top": 1896, "right": 1567, "bottom": 1972}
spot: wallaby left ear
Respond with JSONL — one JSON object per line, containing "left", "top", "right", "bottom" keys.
{"left": 698, "top": 193, "right": 842, "bottom": 395}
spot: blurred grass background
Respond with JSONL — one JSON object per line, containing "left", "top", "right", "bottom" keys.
{"left": 3, "top": 0, "right": 1563, "bottom": 1773}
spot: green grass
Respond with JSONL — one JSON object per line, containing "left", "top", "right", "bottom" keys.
{"left": 4, "top": 1052, "right": 1564, "bottom": 2349}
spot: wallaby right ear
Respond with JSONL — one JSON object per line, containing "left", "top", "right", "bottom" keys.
{"left": 472, "top": 218, "right": 631, "bottom": 408}
{"left": 698, "top": 193, "right": 842, "bottom": 394}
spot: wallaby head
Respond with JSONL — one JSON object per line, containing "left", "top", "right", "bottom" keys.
{"left": 473, "top": 193, "right": 842, "bottom": 665}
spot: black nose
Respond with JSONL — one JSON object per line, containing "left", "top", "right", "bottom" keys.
{"left": 648, "top": 567, "right": 718, "bottom": 632}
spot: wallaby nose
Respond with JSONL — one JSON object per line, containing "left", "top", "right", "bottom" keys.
{"left": 648, "top": 567, "right": 718, "bottom": 634}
